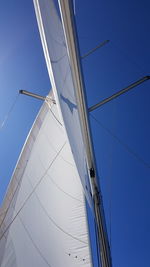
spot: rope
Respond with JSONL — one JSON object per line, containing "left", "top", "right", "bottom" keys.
{"left": 0, "top": 93, "right": 19, "bottom": 130}
{"left": 111, "top": 41, "right": 146, "bottom": 77}
{"left": 90, "top": 114, "right": 150, "bottom": 169}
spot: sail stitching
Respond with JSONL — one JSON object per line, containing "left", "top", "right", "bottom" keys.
{"left": 40, "top": 130, "right": 74, "bottom": 167}
{"left": 51, "top": 53, "right": 66, "bottom": 63}
{"left": 28, "top": 152, "right": 82, "bottom": 202}
{"left": 27, "top": 177, "right": 88, "bottom": 245}
{"left": 46, "top": 100, "right": 63, "bottom": 126}
{"left": 43, "top": 0, "right": 74, "bottom": 103}
{"left": 0, "top": 142, "right": 66, "bottom": 241}
{"left": 18, "top": 215, "right": 52, "bottom": 267}
{"left": 0, "top": 103, "right": 49, "bottom": 230}
{"left": 0, "top": 166, "right": 27, "bottom": 232}
{"left": 46, "top": 172, "right": 82, "bottom": 202}
{"left": 25, "top": 165, "right": 82, "bottom": 203}
{"left": 42, "top": 0, "right": 65, "bottom": 48}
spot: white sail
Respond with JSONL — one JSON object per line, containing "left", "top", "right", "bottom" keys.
{"left": 0, "top": 98, "right": 92, "bottom": 266}
{"left": 33, "top": 0, "right": 93, "bottom": 206}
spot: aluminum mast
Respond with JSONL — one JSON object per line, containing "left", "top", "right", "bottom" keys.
{"left": 58, "top": 1, "right": 112, "bottom": 266}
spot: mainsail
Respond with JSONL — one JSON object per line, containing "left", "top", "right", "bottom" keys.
{"left": 0, "top": 0, "right": 111, "bottom": 266}
{"left": 33, "top": 0, "right": 93, "bottom": 206}
{"left": 33, "top": 1, "right": 111, "bottom": 266}
{"left": 0, "top": 97, "right": 92, "bottom": 266}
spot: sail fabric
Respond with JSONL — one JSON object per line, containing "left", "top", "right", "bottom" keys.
{"left": 0, "top": 99, "right": 92, "bottom": 266}
{"left": 33, "top": 0, "right": 93, "bottom": 206}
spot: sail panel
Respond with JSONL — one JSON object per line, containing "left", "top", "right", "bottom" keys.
{"left": 33, "top": 0, "right": 93, "bottom": 206}
{"left": 0, "top": 98, "right": 92, "bottom": 266}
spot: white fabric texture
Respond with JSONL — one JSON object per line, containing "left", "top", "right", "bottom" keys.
{"left": 0, "top": 100, "right": 92, "bottom": 266}
{"left": 33, "top": 0, "right": 93, "bottom": 206}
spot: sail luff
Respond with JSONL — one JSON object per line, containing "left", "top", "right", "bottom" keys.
{"left": 0, "top": 101, "right": 47, "bottom": 227}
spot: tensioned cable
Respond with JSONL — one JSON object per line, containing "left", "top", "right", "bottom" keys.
{"left": 111, "top": 41, "right": 146, "bottom": 77}
{"left": 0, "top": 142, "right": 66, "bottom": 242}
{"left": 108, "top": 150, "right": 113, "bottom": 252}
{"left": 80, "top": 36, "right": 145, "bottom": 77}
{"left": 0, "top": 93, "right": 19, "bottom": 130}
{"left": 73, "top": 0, "right": 76, "bottom": 15}
{"left": 94, "top": 218, "right": 101, "bottom": 267}
{"left": 90, "top": 114, "right": 150, "bottom": 169}
{"left": 108, "top": 103, "right": 117, "bottom": 253}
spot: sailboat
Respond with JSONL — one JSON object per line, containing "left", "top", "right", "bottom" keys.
{"left": 0, "top": 0, "right": 111, "bottom": 266}
{"left": 0, "top": 0, "right": 150, "bottom": 266}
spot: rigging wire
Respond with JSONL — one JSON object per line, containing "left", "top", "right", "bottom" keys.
{"left": 0, "top": 93, "right": 19, "bottom": 130}
{"left": 90, "top": 113, "right": 150, "bottom": 169}
{"left": 111, "top": 41, "right": 146, "bottom": 77}
{"left": 94, "top": 218, "right": 101, "bottom": 267}
{"left": 108, "top": 159, "right": 112, "bottom": 253}
{"left": 73, "top": 0, "right": 76, "bottom": 15}
{"left": 107, "top": 102, "right": 117, "bottom": 254}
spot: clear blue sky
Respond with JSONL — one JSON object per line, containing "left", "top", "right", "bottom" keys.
{"left": 0, "top": 0, "right": 150, "bottom": 266}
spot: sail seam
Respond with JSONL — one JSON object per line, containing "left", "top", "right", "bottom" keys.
{"left": 41, "top": 129, "right": 74, "bottom": 167}
{"left": 32, "top": 145, "right": 82, "bottom": 202}
{"left": 26, "top": 168, "right": 82, "bottom": 203}
{"left": 26, "top": 178, "right": 88, "bottom": 245}
{"left": 0, "top": 142, "right": 66, "bottom": 242}
{"left": 46, "top": 100, "right": 63, "bottom": 126}
{"left": 46, "top": 172, "right": 82, "bottom": 202}
{"left": 0, "top": 103, "right": 48, "bottom": 230}
{"left": 18, "top": 214, "right": 52, "bottom": 267}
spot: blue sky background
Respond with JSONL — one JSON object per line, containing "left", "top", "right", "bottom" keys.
{"left": 0, "top": 0, "right": 150, "bottom": 266}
